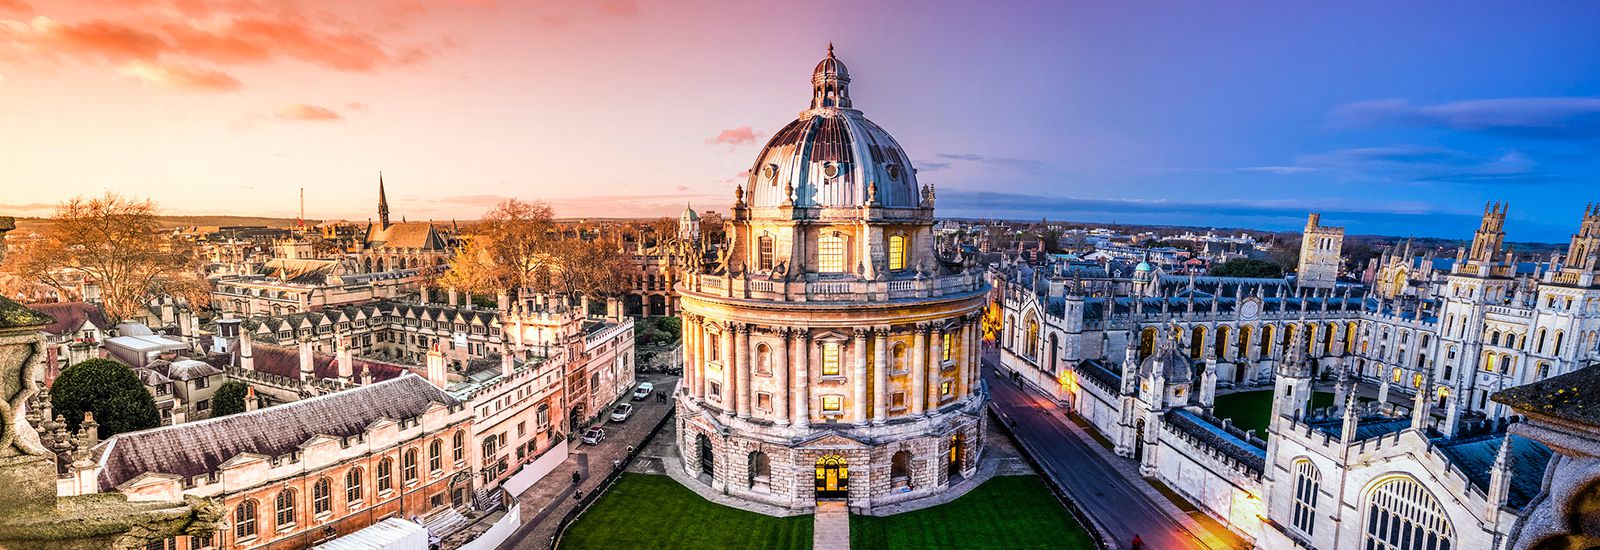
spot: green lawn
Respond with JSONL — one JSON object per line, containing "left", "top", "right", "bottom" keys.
{"left": 1211, "top": 390, "right": 1335, "bottom": 434}
{"left": 561, "top": 473, "right": 814, "bottom": 550}
{"left": 850, "top": 475, "right": 1094, "bottom": 550}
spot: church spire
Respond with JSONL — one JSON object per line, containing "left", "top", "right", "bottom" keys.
{"left": 377, "top": 171, "right": 391, "bottom": 230}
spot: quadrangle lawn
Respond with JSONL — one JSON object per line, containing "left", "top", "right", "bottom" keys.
{"left": 1211, "top": 390, "right": 1337, "bottom": 434}
{"left": 850, "top": 474, "right": 1094, "bottom": 550}
{"left": 560, "top": 473, "right": 813, "bottom": 550}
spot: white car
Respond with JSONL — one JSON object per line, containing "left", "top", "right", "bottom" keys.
{"left": 582, "top": 427, "right": 605, "bottom": 445}
{"left": 610, "top": 403, "right": 634, "bottom": 422}
{"left": 632, "top": 382, "right": 655, "bottom": 400}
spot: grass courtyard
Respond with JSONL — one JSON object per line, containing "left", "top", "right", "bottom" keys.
{"left": 850, "top": 475, "right": 1095, "bottom": 550}
{"left": 560, "top": 473, "right": 814, "bottom": 550}
{"left": 1211, "top": 390, "right": 1335, "bottom": 434}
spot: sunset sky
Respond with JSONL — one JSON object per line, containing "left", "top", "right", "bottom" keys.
{"left": 2, "top": 0, "right": 1599, "bottom": 240}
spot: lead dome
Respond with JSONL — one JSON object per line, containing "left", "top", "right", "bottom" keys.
{"left": 743, "top": 45, "right": 922, "bottom": 212}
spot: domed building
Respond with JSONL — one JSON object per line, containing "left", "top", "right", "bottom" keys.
{"left": 674, "top": 46, "right": 990, "bottom": 511}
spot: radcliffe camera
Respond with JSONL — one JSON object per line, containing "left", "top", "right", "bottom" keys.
{"left": 1, "top": 2, "right": 1598, "bottom": 550}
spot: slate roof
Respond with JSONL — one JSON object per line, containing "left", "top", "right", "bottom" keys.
{"left": 1434, "top": 433, "right": 1552, "bottom": 510}
{"left": 1076, "top": 358, "right": 1122, "bottom": 390}
{"left": 1165, "top": 408, "right": 1266, "bottom": 475}
{"left": 1307, "top": 416, "right": 1412, "bottom": 440}
{"left": 259, "top": 258, "right": 339, "bottom": 284}
{"left": 1493, "top": 363, "right": 1600, "bottom": 425}
{"left": 26, "top": 301, "right": 109, "bottom": 336}
{"left": 94, "top": 373, "right": 459, "bottom": 491}
{"left": 365, "top": 222, "right": 445, "bottom": 250}
{"left": 243, "top": 343, "right": 411, "bottom": 382}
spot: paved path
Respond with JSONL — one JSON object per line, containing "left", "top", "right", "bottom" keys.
{"left": 812, "top": 501, "right": 850, "bottom": 550}
{"left": 496, "top": 374, "right": 678, "bottom": 550}
{"left": 986, "top": 352, "right": 1247, "bottom": 550}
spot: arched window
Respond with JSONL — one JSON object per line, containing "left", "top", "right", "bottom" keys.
{"left": 818, "top": 233, "right": 846, "bottom": 273}
{"left": 1489, "top": 331, "right": 1500, "bottom": 346}
{"left": 482, "top": 435, "right": 499, "bottom": 462}
{"left": 377, "top": 458, "right": 393, "bottom": 493}
{"left": 1025, "top": 319, "right": 1040, "bottom": 358}
{"left": 1292, "top": 459, "right": 1321, "bottom": 536}
{"left": 1361, "top": 476, "right": 1454, "bottom": 550}
{"left": 888, "top": 235, "right": 906, "bottom": 270}
{"left": 312, "top": 477, "right": 332, "bottom": 515}
{"left": 1215, "top": 325, "right": 1231, "bottom": 359}
{"left": 757, "top": 234, "right": 775, "bottom": 271}
{"left": 748, "top": 451, "right": 771, "bottom": 491}
{"left": 273, "top": 490, "right": 295, "bottom": 529}
{"left": 345, "top": 467, "right": 364, "bottom": 504}
{"left": 1238, "top": 325, "right": 1252, "bottom": 358}
{"left": 1346, "top": 322, "right": 1359, "bottom": 353}
{"left": 234, "top": 498, "right": 258, "bottom": 540}
{"left": 891, "top": 450, "right": 913, "bottom": 489}
{"left": 403, "top": 449, "right": 418, "bottom": 482}
{"left": 453, "top": 431, "right": 466, "bottom": 463}
{"left": 429, "top": 440, "right": 443, "bottom": 473}
{"left": 1261, "top": 325, "right": 1275, "bottom": 357}
{"left": 755, "top": 343, "right": 772, "bottom": 375}
{"left": 1554, "top": 331, "right": 1566, "bottom": 355}
{"left": 1392, "top": 368, "right": 1404, "bottom": 383}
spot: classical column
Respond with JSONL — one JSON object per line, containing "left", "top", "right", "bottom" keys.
{"left": 853, "top": 328, "right": 869, "bottom": 426}
{"left": 956, "top": 321, "right": 970, "bottom": 398}
{"left": 928, "top": 326, "right": 945, "bottom": 413}
{"left": 681, "top": 315, "right": 696, "bottom": 398}
{"left": 775, "top": 328, "right": 790, "bottom": 426}
{"left": 910, "top": 325, "right": 928, "bottom": 416}
{"left": 694, "top": 318, "right": 708, "bottom": 399}
{"left": 720, "top": 322, "right": 735, "bottom": 416}
{"left": 794, "top": 330, "right": 811, "bottom": 428}
{"left": 736, "top": 324, "right": 752, "bottom": 419}
{"left": 872, "top": 328, "right": 889, "bottom": 424}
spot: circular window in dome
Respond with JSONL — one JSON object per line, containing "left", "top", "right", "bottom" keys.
{"left": 763, "top": 163, "right": 778, "bottom": 181}
{"left": 823, "top": 162, "right": 841, "bottom": 179}
{"left": 886, "top": 163, "right": 901, "bottom": 181}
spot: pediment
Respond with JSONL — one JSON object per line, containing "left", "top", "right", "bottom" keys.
{"left": 795, "top": 430, "right": 871, "bottom": 450}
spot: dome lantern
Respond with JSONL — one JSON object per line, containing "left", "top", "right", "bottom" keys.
{"left": 811, "top": 43, "right": 851, "bottom": 109}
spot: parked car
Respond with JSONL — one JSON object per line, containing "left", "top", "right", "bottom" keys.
{"left": 582, "top": 427, "right": 606, "bottom": 445}
{"left": 610, "top": 403, "right": 634, "bottom": 422}
{"left": 632, "top": 382, "right": 655, "bottom": 401}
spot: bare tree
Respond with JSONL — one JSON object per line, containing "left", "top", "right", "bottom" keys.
{"left": 3, "top": 193, "right": 205, "bottom": 321}
{"left": 443, "top": 199, "right": 557, "bottom": 293}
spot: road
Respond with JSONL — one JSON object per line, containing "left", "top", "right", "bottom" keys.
{"left": 986, "top": 358, "right": 1244, "bottom": 550}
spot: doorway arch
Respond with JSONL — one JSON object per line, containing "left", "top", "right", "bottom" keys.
{"left": 948, "top": 432, "right": 967, "bottom": 480}
{"left": 696, "top": 434, "right": 714, "bottom": 476}
{"left": 815, "top": 455, "right": 849, "bottom": 499}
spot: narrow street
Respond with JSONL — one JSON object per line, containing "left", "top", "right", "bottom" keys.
{"left": 986, "top": 355, "right": 1246, "bottom": 550}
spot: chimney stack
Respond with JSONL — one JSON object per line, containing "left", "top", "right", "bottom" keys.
{"left": 244, "top": 387, "right": 258, "bottom": 412}
{"left": 239, "top": 327, "right": 255, "bottom": 371}
{"left": 336, "top": 336, "right": 354, "bottom": 382}
{"left": 425, "top": 347, "right": 448, "bottom": 389}
{"left": 501, "top": 351, "right": 515, "bottom": 378}
{"left": 298, "top": 337, "right": 315, "bottom": 382}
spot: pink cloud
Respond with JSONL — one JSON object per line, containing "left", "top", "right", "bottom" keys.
{"left": 119, "top": 60, "right": 241, "bottom": 91}
{"left": 0, "top": 0, "right": 30, "bottom": 14}
{"left": 706, "top": 126, "right": 759, "bottom": 147}
{"left": 274, "top": 103, "right": 342, "bottom": 122}
{"left": 598, "top": 0, "right": 639, "bottom": 18}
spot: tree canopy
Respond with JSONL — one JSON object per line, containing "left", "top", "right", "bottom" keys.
{"left": 49, "top": 358, "right": 160, "bottom": 438}
{"left": 1210, "top": 258, "right": 1285, "bottom": 278}
{"left": 442, "top": 199, "right": 628, "bottom": 300}
{"left": 209, "top": 381, "right": 252, "bottom": 418}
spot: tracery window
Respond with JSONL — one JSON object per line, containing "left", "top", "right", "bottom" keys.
{"left": 234, "top": 499, "right": 258, "bottom": 540}
{"left": 429, "top": 440, "right": 443, "bottom": 473}
{"left": 888, "top": 235, "right": 906, "bottom": 270}
{"left": 377, "top": 458, "right": 393, "bottom": 493}
{"left": 819, "top": 233, "right": 846, "bottom": 273}
{"left": 1361, "top": 477, "right": 1454, "bottom": 550}
{"left": 273, "top": 489, "right": 295, "bottom": 529}
{"left": 403, "top": 449, "right": 418, "bottom": 482}
{"left": 345, "top": 467, "right": 363, "bottom": 504}
{"left": 1292, "top": 459, "right": 1320, "bottom": 536}
{"left": 1025, "top": 320, "right": 1039, "bottom": 358}
{"left": 312, "top": 477, "right": 332, "bottom": 514}
{"left": 453, "top": 431, "right": 466, "bottom": 463}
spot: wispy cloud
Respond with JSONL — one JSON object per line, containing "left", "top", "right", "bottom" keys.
{"left": 1236, "top": 165, "right": 1319, "bottom": 175}
{"left": 706, "top": 126, "right": 760, "bottom": 147}
{"left": 273, "top": 103, "right": 343, "bottom": 122}
{"left": 1335, "top": 97, "right": 1600, "bottom": 140}
{"left": 118, "top": 60, "right": 240, "bottom": 91}
{"left": 931, "top": 153, "right": 1067, "bottom": 175}
{"left": 1295, "top": 146, "right": 1558, "bottom": 185}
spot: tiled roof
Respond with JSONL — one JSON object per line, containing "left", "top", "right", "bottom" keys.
{"left": 1307, "top": 416, "right": 1411, "bottom": 441}
{"left": 26, "top": 302, "right": 109, "bottom": 336}
{"left": 95, "top": 374, "right": 460, "bottom": 491}
{"left": 1165, "top": 408, "right": 1266, "bottom": 475}
{"left": 245, "top": 343, "right": 411, "bottom": 382}
{"left": 259, "top": 258, "right": 339, "bottom": 284}
{"left": 1435, "top": 433, "right": 1552, "bottom": 510}
{"left": 1076, "top": 358, "right": 1122, "bottom": 391}
{"left": 365, "top": 222, "right": 445, "bottom": 250}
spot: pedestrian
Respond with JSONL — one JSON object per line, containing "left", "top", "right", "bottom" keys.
{"left": 574, "top": 489, "right": 583, "bottom": 501}
{"left": 571, "top": 471, "right": 581, "bottom": 484}
{"left": 626, "top": 444, "right": 636, "bottom": 455}
{"left": 1130, "top": 534, "right": 1143, "bottom": 550}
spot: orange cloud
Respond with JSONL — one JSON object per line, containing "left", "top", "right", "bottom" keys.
{"left": 274, "top": 103, "right": 342, "bottom": 122}
{"left": 119, "top": 60, "right": 240, "bottom": 91}
{"left": 706, "top": 126, "right": 759, "bottom": 146}
{"left": 0, "top": 0, "right": 29, "bottom": 14}
{"left": 598, "top": 0, "right": 639, "bottom": 18}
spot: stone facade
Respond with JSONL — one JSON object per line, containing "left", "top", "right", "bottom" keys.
{"left": 1297, "top": 212, "right": 1344, "bottom": 289}
{"left": 673, "top": 47, "right": 989, "bottom": 513}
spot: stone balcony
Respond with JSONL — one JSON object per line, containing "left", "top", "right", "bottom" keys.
{"left": 682, "top": 270, "right": 986, "bottom": 304}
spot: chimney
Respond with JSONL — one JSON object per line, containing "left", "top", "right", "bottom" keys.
{"left": 497, "top": 290, "right": 510, "bottom": 313}
{"left": 244, "top": 387, "right": 258, "bottom": 412}
{"left": 501, "top": 351, "right": 515, "bottom": 378}
{"left": 448, "top": 286, "right": 459, "bottom": 307}
{"left": 336, "top": 336, "right": 354, "bottom": 382}
{"left": 298, "top": 337, "right": 315, "bottom": 382}
{"left": 425, "top": 347, "right": 448, "bottom": 389}
{"left": 239, "top": 328, "right": 255, "bottom": 371}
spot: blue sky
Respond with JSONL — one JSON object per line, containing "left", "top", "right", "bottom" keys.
{"left": 3, "top": 0, "right": 1597, "bottom": 242}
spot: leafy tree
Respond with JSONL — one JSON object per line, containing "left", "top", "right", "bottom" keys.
{"left": 209, "top": 381, "right": 252, "bottom": 418}
{"left": 49, "top": 358, "right": 159, "bottom": 438}
{"left": 1210, "top": 258, "right": 1284, "bottom": 278}
{"left": 655, "top": 316, "right": 682, "bottom": 343}
{"left": 3, "top": 193, "right": 207, "bottom": 321}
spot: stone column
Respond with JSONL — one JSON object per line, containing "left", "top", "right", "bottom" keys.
{"left": 695, "top": 318, "right": 708, "bottom": 399}
{"left": 928, "top": 326, "right": 945, "bottom": 413}
{"left": 853, "top": 328, "right": 869, "bottom": 426}
{"left": 872, "top": 328, "right": 888, "bottom": 424}
{"left": 775, "top": 329, "right": 790, "bottom": 426}
{"left": 911, "top": 325, "right": 928, "bottom": 416}
{"left": 956, "top": 321, "right": 971, "bottom": 398}
{"left": 794, "top": 330, "right": 810, "bottom": 428}
{"left": 968, "top": 318, "right": 981, "bottom": 393}
{"left": 682, "top": 315, "right": 696, "bottom": 398}
{"left": 720, "top": 323, "right": 735, "bottom": 416}
{"left": 737, "top": 324, "right": 752, "bottom": 419}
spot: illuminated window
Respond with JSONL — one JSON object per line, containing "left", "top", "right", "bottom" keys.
{"left": 234, "top": 499, "right": 258, "bottom": 540}
{"left": 942, "top": 332, "right": 953, "bottom": 362}
{"left": 821, "top": 342, "right": 842, "bottom": 376}
{"left": 758, "top": 234, "right": 775, "bottom": 271}
{"left": 1392, "top": 368, "right": 1403, "bottom": 383}
{"left": 1361, "top": 477, "right": 1454, "bottom": 550}
{"left": 1412, "top": 373, "right": 1424, "bottom": 387}
{"left": 1292, "top": 460, "right": 1320, "bottom": 536}
{"left": 940, "top": 380, "right": 953, "bottom": 397}
{"left": 821, "top": 395, "right": 843, "bottom": 412}
{"left": 888, "top": 235, "right": 906, "bottom": 270}
{"left": 819, "top": 233, "right": 846, "bottom": 273}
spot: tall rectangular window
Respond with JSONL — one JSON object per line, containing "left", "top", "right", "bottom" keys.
{"left": 820, "top": 342, "right": 842, "bottom": 376}
{"left": 821, "top": 395, "right": 843, "bottom": 412}
{"left": 942, "top": 332, "right": 953, "bottom": 362}
{"left": 758, "top": 235, "right": 775, "bottom": 271}
{"left": 819, "top": 234, "right": 846, "bottom": 273}
{"left": 888, "top": 235, "right": 906, "bottom": 270}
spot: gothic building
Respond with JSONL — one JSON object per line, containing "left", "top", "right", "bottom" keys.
{"left": 674, "top": 46, "right": 989, "bottom": 512}
{"left": 997, "top": 204, "right": 1600, "bottom": 548}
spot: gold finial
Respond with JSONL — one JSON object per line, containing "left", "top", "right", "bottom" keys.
{"left": 828, "top": 42, "right": 834, "bottom": 58}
